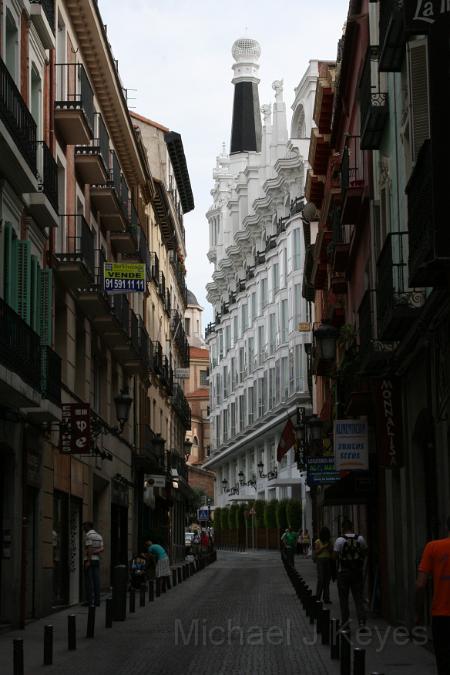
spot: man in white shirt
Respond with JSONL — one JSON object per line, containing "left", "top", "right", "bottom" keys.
{"left": 334, "top": 519, "right": 367, "bottom": 629}
{"left": 83, "top": 521, "right": 104, "bottom": 607}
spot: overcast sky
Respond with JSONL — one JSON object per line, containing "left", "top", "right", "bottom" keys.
{"left": 98, "top": 0, "right": 349, "bottom": 325}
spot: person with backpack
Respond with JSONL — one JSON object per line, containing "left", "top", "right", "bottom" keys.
{"left": 334, "top": 519, "right": 368, "bottom": 629}
{"left": 281, "top": 527, "right": 298, "bottom": 567}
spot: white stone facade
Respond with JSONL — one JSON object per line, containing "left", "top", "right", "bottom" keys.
{"left": 203, "top": 55, "right": 322, "bottom": 526}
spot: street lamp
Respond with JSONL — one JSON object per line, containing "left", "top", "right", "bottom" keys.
{"left": 238, "top": 471, "right": 257, "bottom": 488}
{"left": 257, "top": 462, "right": 277, "bottom": 480}
{"left": 113, "top": 387, "right": 133, "bottom": 434}
{"left": 313, "top": 323, "right": 339, "bottom": 361}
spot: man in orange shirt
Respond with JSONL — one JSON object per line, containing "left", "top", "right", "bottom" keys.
{"left": 416, "top": 517, "right": 450, "bottom": 675}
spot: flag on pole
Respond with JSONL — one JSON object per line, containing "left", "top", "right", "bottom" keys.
{"left": 277, "top": 419, "right": 296, "bottom": 462}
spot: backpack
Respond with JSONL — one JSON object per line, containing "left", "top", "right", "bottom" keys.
{"left": 339, "top": 534, "right": 365, "bottom": 570}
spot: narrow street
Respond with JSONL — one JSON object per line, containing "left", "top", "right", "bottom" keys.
{"left": 1, "top": 552, "right": 334, "bottom": 675}
{"left": 0, "top": 551, "right": 437, "bottom": 675}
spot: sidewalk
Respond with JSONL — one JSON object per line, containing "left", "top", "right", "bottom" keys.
{"left": 294, "top": 555, "right": 437, "bottom": 675}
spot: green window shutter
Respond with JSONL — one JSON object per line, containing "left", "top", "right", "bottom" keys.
{"left": 39, "top": 268, "right": 53, "bottom": 346}
{"left": 14, "top": 239, "right": 31, "bottom": 324}
{"left": 30, "top": 256, "right": 40, "bottom": 334}
{"left": 408, "top": 39, "right": 430, "bottom": 162}
{"left": 3, "top": 222, "right": 16, "bottom": 307}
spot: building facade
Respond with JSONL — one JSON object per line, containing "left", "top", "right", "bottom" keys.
{"left": 303, "top": 0, "right": 450, "bottom": 627}
{"left": 0, "top": 0, "right": 193, "bottom": 627}
{"left": 203, "top": 39, "right": 325, "bottom": 528}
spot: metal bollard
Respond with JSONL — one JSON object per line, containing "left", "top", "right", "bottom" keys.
{"left": 105, "top": 598, "right": 113, "bottom": 628}
{"left": 161, "top": 576, "right": 167, "bottom": 593}
{"left": 112, "top": 564, "right": 127, "bottom": 621}
{"left": 86, "top": 606, "right": 95, "bottom": 639}
{"left": 68, "top": 614, "right": 77, "bottom": 651}
{"left": 353, "top": 648, "right": 366, "bottom": 675}
{"left": 172, "top": 569, "right": 177, "bottom": 587}
{"left": 148, "top": 579, "right": 154, "bottom": 602}
{"left": 177, "top": 567, "right": 182, "bottom": 584}
{"left": 155, "top": 577, "right": 161, "bottom": 597}
{"left": 13, "top": 638, "right": 24, "bottom": 675}
{"left": 321, "top": 609, "right": 330, "bottom": 645}
{"left": 43, "top": 625, "right": 53, "bottom": 665}
{"left": 315, "top": 601, "right": 323, "bottom": 633}
{"left": 166, "top": 575, "right": 171, "bottom": 590}
{"left": 140, "top": 585, "right": 146, "bottom": 607}
{"left": 340, "top": 630, "right": 351, "bottom": 675}
{"left": 309, "top": 595, "right": 317, "bottom": 624}
{"left": 129, "top": 588, "right": 136, "bottom": 613}
{"left": 330, "top": 618, "right": 340, "bottom": 659}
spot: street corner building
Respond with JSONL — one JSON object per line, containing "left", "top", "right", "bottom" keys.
{"left": 203, "top": 36, "right": 328, "bottom": 534}
{"left": 0, "top": 0, "right": 195, "bottom": 627}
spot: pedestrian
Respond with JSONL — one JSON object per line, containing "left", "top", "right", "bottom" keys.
{"left": 334, "top": 519, "right": 367, "bottom": 629}
{"left": 416, "top": 516, "right": 450, "bottom": 675}
{"left": 83, "top": 521, "right": 104, "bottom": 607}
{"left": 145, "top": 540, "right": 171, "bottom": 584}
{"left": 314, "top": 526, "right": 333, "bottom": 604}
{"left": 297, "top": 530, "right": 304, "bottom": 555}
{"left": 302, "top": 529, "right": 311, "bottom": 556}
{"left": 281, "top": 527, "right": 298, "bottom": 567}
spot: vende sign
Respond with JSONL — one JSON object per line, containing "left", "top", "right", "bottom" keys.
{"left": 374, "top": 378, "right": 403, "bottom": 469}
{"left": 334, "top": 420, "right": 369, "bottom": 471}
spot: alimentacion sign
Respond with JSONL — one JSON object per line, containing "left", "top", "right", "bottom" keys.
{"left": 334, "top": 419, "right": 369, "bottom": 471}
{"left": 104, "top": 262, "right": 146, "bottom": 293}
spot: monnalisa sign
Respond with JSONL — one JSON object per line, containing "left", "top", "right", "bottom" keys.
{"left": 334, "top": 419, "right": 369, "bottom": 471}
{"left": 103, "top": 262, "right": 146, "bottom": 293}
{"left": 409, "top": 0, "right": 450, "bottom": 24}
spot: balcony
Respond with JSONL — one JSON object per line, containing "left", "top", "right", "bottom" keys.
{"left": 171, "top": 310, "right": 190, "bottom": 367}
{"left": 171, "top": 383, "right": 192, "bottom": 430}
{"left": 205, "top": 322, "right": 216, "bottom": 339}
{"left": 153, "top": 341, "right": 163, "bottom": 376}
{"left": 169, "top": 251, "right": 187, "bottom": 305}
{"left": 305, "top": 170, "right": 325, "bottom": 209}
{"left": 54, "top": 215, "right": 96, "bottom": 287}
{"left": 311, "top": 232, "right": 329, "bottom": 290}
{"left": 152, "top": 179, "right": 175, "bottom": 249}
{"left": 0, "top": 56, "right": 37, "bottom": 192}
{"left": 358, "top": 290, "right": 391, "bottom": 376}
{"left": 159, "top": 271, "right": 166, "bottom": 300}
{"left": 55, "top": 63, "right": 94, "bottom": 145}
{"left": 330, "top": 272, "right": 347, "bottom": 295}
{"left": 0, "top": 297, "right": 41, "bottom": 407}
{"left": 340, "top": 136, "right": 366, "bottom": 225}
{"left": 308, "top": 128, "right": 331, "bottom": 176}
{"left": 110, "top": 201, "right": 139, "bottom": 255}
{"left": 337, "top": 353, "right": 370, "bottom": 418}
{"left": 377, "top": 232, "right": 425, "bottom": 341}
{"left": 112, "top": 308, "right": 141, "bottom": 373}
{"left": 75, "top": 113, "right": 110, "bottom": 185}
{"left": 302, "top": 244, "right": 315, "bottom": 301}
{"left": 359, "top": 49, "right": 388, "bottom": 150}
{"left": 137, "top": 424, "right": 165, "bottom": 473}
{"left": 40, "top": 345, "right": 61, "bottom": 407}
{"left": 138, "top": 320, "right": 153, "bottom": 374}
{"left": 313, "top": 69, "right": 335, "bottom": 133}
{"left": 29, "top": 0, "right": 55, "bottom": 49}
{"left": 23, "top": 141, "right": 59, "bottom": 229}
{"left": 168, "top": 450, "right": 189, "bottom": 482}
{"left": 379, "top": 0, "right": 405, "bottom": 72}
{"left": 161, "top": 355, "right": 173, "bottom": 393}
{"left": 90, "top": 151, "right": 128, "bottom": 231}
{"left": 406, "top": 140, "right": 450, "bottom": 287}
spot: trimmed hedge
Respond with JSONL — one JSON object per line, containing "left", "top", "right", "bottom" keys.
{"left": 254, "top": 500, "right": 265, "bottom": 528}
{"left": 264, "top": 499, "right": 278, "bottom": 528}
{"left": 221, "top": 507, "right": 230, "bottom": 530}
{"left": 229, "top": 503, "right": 239, "bottom": 529}
{"left": 286, "top": 499, "right": 302, "bottom": 530}
{"left": 276, "top": 499, "right": 289, "bottom": 530}
{"left": 213, "top": 507, "right": 222, "bottom": 531}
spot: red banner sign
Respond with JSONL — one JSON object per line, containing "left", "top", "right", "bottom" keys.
{"left": 60, "top": 404, "right": 91, "bottom": 454}
{"left": 374, "top": 378, "right": 403, "bottom": 469}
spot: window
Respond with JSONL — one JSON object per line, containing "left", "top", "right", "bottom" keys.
{"left": 281, "top": 356, "right": 289, "bottom": 401}
{"left": 200, "top": 370, "right": 208, "bottom": 386}
{"left": 185, "top": 317, "right": 191, "bottom": 336}
{"left": 260, "top": 278, "right": 268, "bottom": 311}
{"left": 223, "top": 409, "right": 229, "bottom": 441}
{"left": 5, "top": 9, "right": 18, "bottom": 83}
{"left": 282, "top": 248, "right": 288, "bottom": 286}
{"left": 31, "top": 65, "right": 42, "bottom": 136}
{"left": 272, "top": 263, "right": 279, "bottom": 300}
{"left": 233, "top": 315, "right": 238, "bottom": 344}
{"left": 239, "top": 347, "right": 245, "bottom": 383}
{"left": 248, "top": 387, "right": 255, "bottom": 425}
{"left": 269, "top": 368, "right": 275, "bottom": 410}
{"left": 231, "top": 402, "right": 236, "bottom": 437}
{"left": 225, "top": 324, "right": 231, "bottom": 353}
{"left": 218, "top": 330, "right": 224, "bottom": 360}
{"left": 294, "top": 283, "right": 302, "bottom": 328}
{"left": 223, "top": 366, "right": 229, "bottom": 399}
{"left": 269, "top": 314, "right": 276, "bottom": 354}
{"left": 280, "top": 299, "right": 288, "bottom": 343}
{"left": 241, "top": 304, "right": 248, "bottom": 333}
{"left": 258, "top": 325, "right": 266, "bottom": 365}
{"left": 248, "top": 337, "right": 255, "bottom": 374}
{"left": 293, "top": 229, "right": 301, "bottom": 271}
{"left": 250, "top": 292, "right": 257, "bottom": 321}
{"left": 231, "top": 357, "right": 236, "bottom": 390}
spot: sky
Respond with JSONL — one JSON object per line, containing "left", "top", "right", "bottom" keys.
{"left": 98, "top": 0, "right": 350, "bottom": 325}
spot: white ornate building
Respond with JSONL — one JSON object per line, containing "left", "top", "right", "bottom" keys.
{"left": 203, "top": 38, "right": 324, "bottom": 524}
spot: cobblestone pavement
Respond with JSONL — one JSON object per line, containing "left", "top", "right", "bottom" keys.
{"left": 0, "top": 551, "right": 338, "bottom": 675}
{"left": 295, "top": 555, "right": 437, "bottom": 675}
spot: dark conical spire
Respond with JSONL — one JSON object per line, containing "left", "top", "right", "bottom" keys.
{"left": 230, "top": 38, "right": 262, "bottom": 155}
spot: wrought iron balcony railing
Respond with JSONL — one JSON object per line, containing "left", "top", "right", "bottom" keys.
{"left": 359, "top": 47, "right": 388, "bottom": 150}
{"left": 55, "top": 215, "right": 96, "bottom": 279}
{"left": 0, "top": 296, "right": 41, "bottom": 392}
{"left": 55, "top": 63, "right": 95, "bottom": 137}
{"left": 36, "top": 141, "right": 58, "bottom": 213}
{"left": 0, "top": 56, "right": 37, "bottom": 172}
{"left": 171, "top": 383, "right": 191, "bottom": 430}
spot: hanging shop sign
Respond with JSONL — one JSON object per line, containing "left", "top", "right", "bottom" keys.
{"left": 144, "top": 474, "right": 166, "bottom": 489}
{"left": 103, "top": 262, "right": 146, "bottom": 293}
{"left": 334, "top": 419, "right": 369, "bottom": 471}
{"left": 374, "top": 378, "right": 403, "bottom": 469}
{"left": 60, "top": 404, "right": 91, "bottom": 454}
{"left": 306, "top": 457, "right": 340, "bottom": 486}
